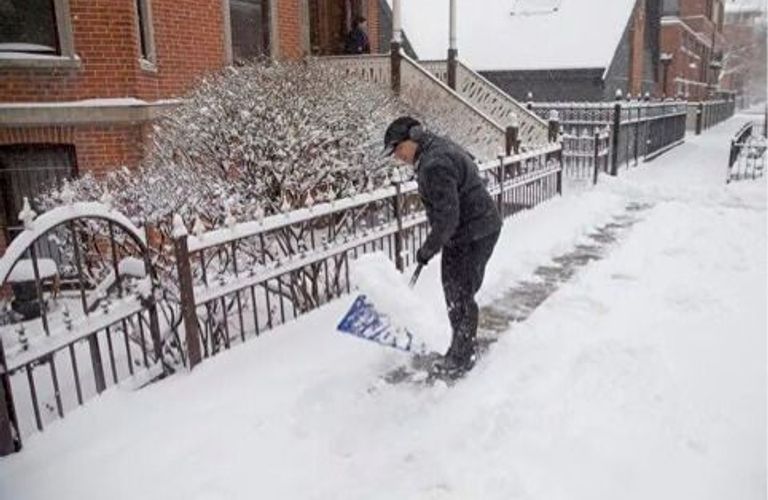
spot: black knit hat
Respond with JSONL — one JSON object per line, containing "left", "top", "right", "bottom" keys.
{"left": 382, "top": 116, "right": 421, "bottom": 156}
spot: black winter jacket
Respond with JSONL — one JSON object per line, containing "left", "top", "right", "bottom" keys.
{"left": 415, "top": 132, "right": 502, "bottom": 262}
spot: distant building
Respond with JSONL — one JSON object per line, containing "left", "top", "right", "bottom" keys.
{"left": 659, "top": 0, "right": 727, "bottom": 100}
{"left": 393, "top": 0, "right": 662, "bottom": 101}
{"left": 720, "top": 0, "right": 767, "bottom": 106}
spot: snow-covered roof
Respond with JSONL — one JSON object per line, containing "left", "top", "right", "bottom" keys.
{"left": 390, "top": 0, "right": 638, "bottom": 72}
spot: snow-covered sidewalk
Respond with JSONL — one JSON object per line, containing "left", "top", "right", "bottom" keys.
{"left": 1, "top": 115, "right": 765, "bottom": 500}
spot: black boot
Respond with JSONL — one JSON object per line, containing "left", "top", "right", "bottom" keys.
{"left": 433, "top": 336, "right": 477, "bottom": 379}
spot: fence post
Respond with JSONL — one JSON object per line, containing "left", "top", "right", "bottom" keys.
{"left": 496, "top": 156, "right": 505, "bottom": 216}
{"left": 764, "top": 103, "right": 767, "bottom": 138}
{"left": 695, "top": 102, "right": 703, "bottom": 135}
{"left": 547, "top": 110, "right": 560, "bottom": 143}
{"left": 390, "top": 42, "right": 401, "bottom": 95}
{"left": 0, "top": 340, "right": 21, "bottom": 456}
{"left": 172, "top": 215, "right": 202, "bottom": 370}
{"left": 391, "top": 180, "right": 406, "bottom": 272}
{"left": 505, "top": 125, "right": 519, "bottom": 156}
{"left": 593, "top": 131, "right": 601, "bottom": 185}
{"left": 610, "top": 100, "right": 622, "bottom": 176}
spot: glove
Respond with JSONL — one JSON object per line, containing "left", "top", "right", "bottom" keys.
{"left": 416, "top": 247, "right": 431, "bottom": 266}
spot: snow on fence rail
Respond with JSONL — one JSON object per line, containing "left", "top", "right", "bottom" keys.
{"left": 530, "top": 100, "right": 688, "bottom": 174}
{"left": 173, "top": 144, "right": 563, "bottom": 371}
{"left": 727, "top": 121, "right": 767, "bottom": 183}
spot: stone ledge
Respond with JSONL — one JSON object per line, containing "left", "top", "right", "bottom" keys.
{"left": 0, "top": 98, "right": 181, "bottom": 126}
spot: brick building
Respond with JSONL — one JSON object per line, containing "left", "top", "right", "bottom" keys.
{"left": 659, "top": 0, "right": 727, "bottom": 100}
{"left": 0, "top": 0, "right": 384, "bottom": 254}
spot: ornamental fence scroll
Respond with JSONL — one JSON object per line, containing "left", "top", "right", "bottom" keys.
{"left": 727, "top": 122, "right": 767, "bottom": 183}
{"left": 0, "top": 203, "right": 168, "bottom": 455}
{"left": 529, "top": 100, "right": 688, "bottom": 175}
{"left": 171, "top": 144, "right": 564, "bottom": 371}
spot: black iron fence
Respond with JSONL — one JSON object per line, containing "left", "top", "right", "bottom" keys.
{"left": 686, "top": 100, "right": 737, "bottom": 134}
{"left": 728, "top": 122, "right": 767, "bottom": 183}
{"left": 172, "top": 144, "right": 564, "bottom": 371}
{"left": 529, "top": 100, "right": 688, "bottom": 175}
{"left": 0, "top": 143, "right": 564, "bottom": 455}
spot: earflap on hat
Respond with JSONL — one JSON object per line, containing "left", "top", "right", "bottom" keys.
{"left": 408, "top": 123, "right": 424, "bottom": 141}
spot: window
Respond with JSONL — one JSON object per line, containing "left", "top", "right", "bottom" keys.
{"left": 662, "top": 0, "right": 679, "bottom": 16}
{"left": 0, "top": 145, "right": 76, "bottom": 250}
{"left": 0, "top": 0, "right": 59, "bottom": 54}
{"left": 135, "top": 0, "right": 156, "bottom": 66}
{"left": 230, "top": 0, "right": 270, "bottom": 62}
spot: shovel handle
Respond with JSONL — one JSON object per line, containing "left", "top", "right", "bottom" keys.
{"left": 408, "top": 264, "right": 424, "bottom": 289}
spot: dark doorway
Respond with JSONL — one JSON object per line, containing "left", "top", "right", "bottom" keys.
{"left": 0, "top": 144, "right": 76, "bottom": 247}
{"left": 308, "top": 0, "right": 363, "bottom": 55}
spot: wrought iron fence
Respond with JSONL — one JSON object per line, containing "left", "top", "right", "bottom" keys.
{"left": 530, "top": 100, "right": 688, "bottom": 174}
{"left": 172, "top": 144, "right": 564, "bottom": 371}
{"left": 561, "top": 128, "right": 611, "bottom": 184}
{"left": 686, "top": 100, "right": 736, "bottom": 133}
{"left": 0, "top": 204, "right": 167, "bottom": 454}
{"left": 728, "top": 122, "right": 767, "bottom": 183}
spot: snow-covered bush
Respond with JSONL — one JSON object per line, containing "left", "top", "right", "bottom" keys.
{"left": 42, "top": 60, "right": 416, "bottom": 227}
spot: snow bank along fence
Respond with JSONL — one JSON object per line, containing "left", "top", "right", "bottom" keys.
{"left": 0, "top": 204, "right": 167, "bottom": 455}
{"left": 727, "top": 121, "right": 767, "bottom": 183}
{"left": 686, "top": 100, "right": 736, "bottom": 134}
{"left": 172, "top": 143, "right": 563, "bottom": 373}
{"left": 530, "top": 99, "right": 688, "bottom": 176}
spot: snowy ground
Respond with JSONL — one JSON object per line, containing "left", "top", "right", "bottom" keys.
{"left": 1, "top": 114, "right": 765, "bottom": 500}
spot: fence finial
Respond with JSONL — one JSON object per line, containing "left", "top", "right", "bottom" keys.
{"left": 615, "top": 89, "right": 623, "bottom": 100}
{"left": 60, "top": 179, "right": 75, "bottom": 205}
{"left": 18, "top": 197, "right": 37, "bottom": 230}
{"left": 99, "top": 189, "right": 113, "bottom": 209}
{"left": 193, "top": 215, "right": 206, "bottom": 237}
{"left": 172, "top": 213, "right": 188, "bottom": 238}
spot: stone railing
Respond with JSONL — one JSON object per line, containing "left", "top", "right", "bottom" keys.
{"left": 420, "top": 60, "right": 550, "bottom": 147}
{"left": 315, "top": 54, "right": 391, "bottom": 86}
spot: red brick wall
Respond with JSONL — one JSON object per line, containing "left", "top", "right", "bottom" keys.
{"left": 136, "top": 0, "right": 226, "bottom": 100}
{"left": 277, "top": 0, "right": 304, "bottom": 59}
{"left": 366, "top": 0, "right": 380, "bottom": 53}
{"left": 0, "top": 0, "right": 226, "bottom": 103}
{"left": 629, "top": 0, "right": 647, "bottom": 96}
{"left": 0, "top": 124, "right": 145, "bottom": 176}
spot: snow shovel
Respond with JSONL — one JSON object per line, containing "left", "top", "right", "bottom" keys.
{"left": 336, "top": 264, "right": 427, "bottom": 353}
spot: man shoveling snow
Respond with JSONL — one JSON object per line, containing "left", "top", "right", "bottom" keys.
{"left": 382, "top": 116, "right": 502, "bottom": 378}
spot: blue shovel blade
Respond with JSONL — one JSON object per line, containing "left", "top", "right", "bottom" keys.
{"left": 337, "top": 295, "right": 426, "bottom": 354}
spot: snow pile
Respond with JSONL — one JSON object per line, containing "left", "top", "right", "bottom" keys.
{"left": 348, "top": 253, "right": 451, "bottom": 353}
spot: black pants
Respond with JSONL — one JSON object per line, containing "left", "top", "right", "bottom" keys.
{"left": 440, "top": 230, "right": 500, "bottom": 358}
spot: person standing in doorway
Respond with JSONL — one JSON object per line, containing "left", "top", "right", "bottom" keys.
{"left": 344, "top": 16, "right": 370, "bottom": 54}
